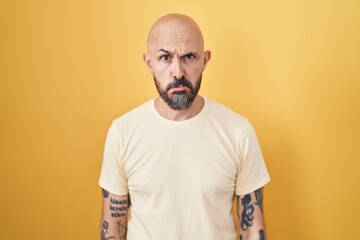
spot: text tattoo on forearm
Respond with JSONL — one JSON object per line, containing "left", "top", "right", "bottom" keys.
{"left": 110, "top": 198, "right": 128, "bottom": 217}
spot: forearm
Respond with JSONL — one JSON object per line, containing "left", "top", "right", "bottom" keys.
{"left": 237, "top": 187, "right": 267, "bottom": 240}
{"left": 240, "top": 228, "right": 266, "bottom": 240}
{"left": 100, "top": 216, "right": 127, "bottom": 240}
{"left": 100, "top": 189, "right": 128, "bottom": 240}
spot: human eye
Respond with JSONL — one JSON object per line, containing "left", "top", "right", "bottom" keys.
{"left": 160, "top": 55, "right": 170, "bottom": 61}
{"left": 183, "top": 54, "right": 196, "bottom": 61}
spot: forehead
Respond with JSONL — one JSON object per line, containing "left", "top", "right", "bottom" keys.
{"left": 153, "top": 32, "right": 201, "bottom": 53}
{"left": 147, "top": 18, "right": 204, "bottom": 53}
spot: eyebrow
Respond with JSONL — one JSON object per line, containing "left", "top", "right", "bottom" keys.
{"left": 157, "top": 49, "right": 198, "bottom": 57}
{"left": 182, "top": 52, "right": 198, "bottom": 56}
{"left": 157, "top": 49, "right": 170, "bottom": 54}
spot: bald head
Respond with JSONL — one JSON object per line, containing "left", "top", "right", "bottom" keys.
{"left": 147, "top": 14, "right": 204, "bottom": 52}
{"left": 143, "top": 14, "right": 211, "bottom": 114}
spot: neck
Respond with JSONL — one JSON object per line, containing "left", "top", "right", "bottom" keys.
{"left": 155, "top": 95, "right": 204, "bottom": 121}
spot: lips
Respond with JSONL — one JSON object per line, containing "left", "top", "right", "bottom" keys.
{"left": 171, "top": 85, "right": 189, "bottom": 91}
{"left": 165, "top": 77, "right": 193, "bottom": 92}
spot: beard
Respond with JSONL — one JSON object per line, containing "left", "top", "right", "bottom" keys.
{"left": 154, "top": 75, "right": 202, "bottom": 111}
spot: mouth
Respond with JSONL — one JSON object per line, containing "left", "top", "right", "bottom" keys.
{"left": 171, "top": 85, "right": 189, "bottom": 92}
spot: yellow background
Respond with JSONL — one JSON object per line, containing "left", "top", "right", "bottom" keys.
{"left": 1, "top": 0, "right": 359, "bottom": 239}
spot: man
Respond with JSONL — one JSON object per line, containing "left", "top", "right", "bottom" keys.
{"left": 99, "top": 13, "right": 270, "bottom": 240}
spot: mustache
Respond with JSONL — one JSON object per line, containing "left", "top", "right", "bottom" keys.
{"left": 165, "top": 77, "right": 193, "bottom": 92}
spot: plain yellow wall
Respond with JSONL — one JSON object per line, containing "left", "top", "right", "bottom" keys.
{"left": 1, "top": 0, "right": 359, "bottom": 239}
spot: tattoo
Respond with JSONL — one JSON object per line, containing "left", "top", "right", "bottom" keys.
{"left": 110, "top": 198, "right": 128, "bottom": 217}
{"left": 118, "top": 222, "right": 127, "bottom": 240}
{"left": 102, "top": 188, "right": 109, "bottom": 198}
{"left": 259, "top": 229, "right": 265, "bottom": 240}
{"left": 101, "top": 221, "right": 115, "bottom": 240}
{"left": 254, "top": 188, "right": 264, "bottom": 213}
{"left": 240, "top": 194, "right": 255, "bottom": 231}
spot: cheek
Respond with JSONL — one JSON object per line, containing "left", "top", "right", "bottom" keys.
{"left": 152, "top": 67, "right": 170, "bottom": 88}
{"left": 186, "top": 64, "right": 204, "bottom": 78}
{"left": 152, "top": 63, "right": 170, "bottom": 77}
{"left": 187, "top": 61, "right": 204, "bottom": 72}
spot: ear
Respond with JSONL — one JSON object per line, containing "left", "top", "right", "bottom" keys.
{"left": 202, "top": 50, "right": 211, "bottom": 71}
{"left": 143, "top": 53, "right": 153, "bottom": 74}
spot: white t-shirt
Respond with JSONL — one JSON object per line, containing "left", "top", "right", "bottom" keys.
{"left": 99, "top": 98, "right": 270, "bottom": 240}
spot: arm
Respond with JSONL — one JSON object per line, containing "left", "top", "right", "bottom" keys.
{"left": 236, "top": 187, "right": 266, "bottom": 240}
{"left": 100, "top": 188, "right": 129, "bottom": 240}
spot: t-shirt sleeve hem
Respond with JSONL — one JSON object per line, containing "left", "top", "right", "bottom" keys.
{"left": 235, "top": 175, "right": 271, "bottom": 196}
{"left": 98, "top": 179, "right": 129, "bottom": 196}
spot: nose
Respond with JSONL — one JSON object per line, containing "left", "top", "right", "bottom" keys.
{"left": 171, "top": 58, "right": 185, "bottom": 80}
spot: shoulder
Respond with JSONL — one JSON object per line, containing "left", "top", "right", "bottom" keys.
{"left": 203, "top": 98, "right": 250, "bottom": 127}
{"left": 112, "top": 99, "right": 154, "bottom": 127}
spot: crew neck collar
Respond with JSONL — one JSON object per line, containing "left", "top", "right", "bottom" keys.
{"left": 150, "top": 97, "right": 207, "bottom": 125}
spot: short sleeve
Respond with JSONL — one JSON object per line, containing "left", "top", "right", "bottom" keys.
{"left": 98, "top": 122, "right": 129, "bottom": 196}
{"left": 235, "top": 121, "right": 270, "bottom": 196}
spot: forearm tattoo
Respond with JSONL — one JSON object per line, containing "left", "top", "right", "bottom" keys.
{"left": 240, "top": 194, "right": 255, "bottom": 230}
{"left": 239, "top": 230, "right": 266, "bottom": 240}
{"left": 101, "top": 220, "right": 115, "bottom": 240}
{"left": 110, "top": 197, "right": 128, "bottom": 217}
{"left": 239, "top": 188, "right": 264, "bottom": 231}
{"left": 259, "top": 229, "right": 265, "bottom": 240}
{"left": 101, "top": 189, "right": 128, "bottom": 239}
{"left": 254, "top": 188, "right": 264, "bottom": 213}
{"left": 102, "top": 188, "right": 109, "bottom": 198}
{"left": 110, "top": 196, "right": 128, "bottom": 239}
